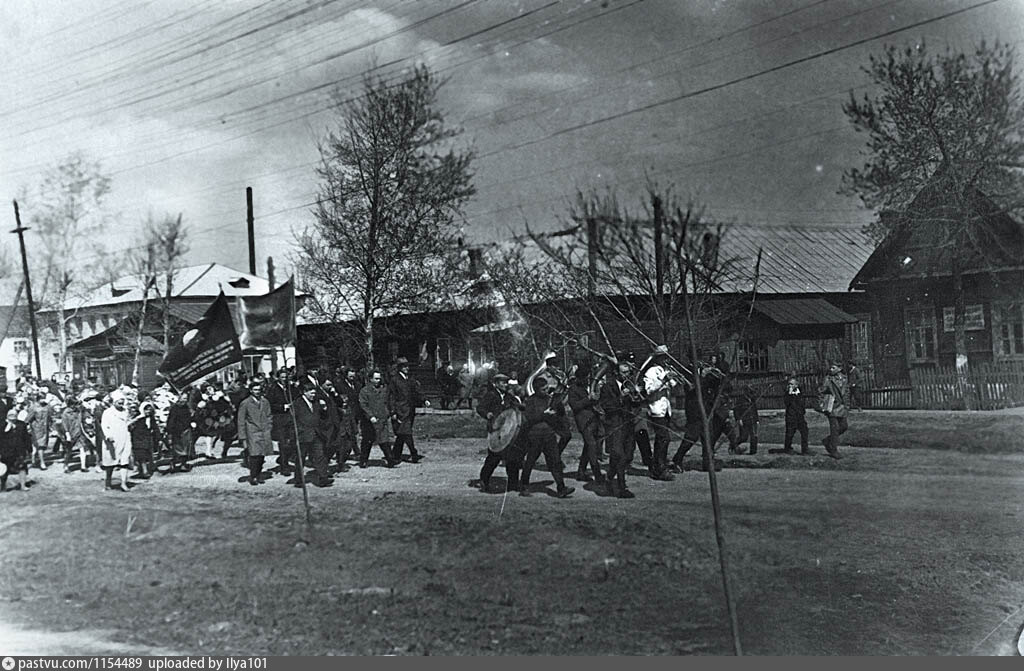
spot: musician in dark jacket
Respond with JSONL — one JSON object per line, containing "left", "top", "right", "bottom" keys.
{"left": 389, "top": 357, "right": 428, "bottom": 463}
{"left": 266, "top": 369, "right": 297, "bottom": 475}
{"left": 519, "top": 377, "right": 574, "bottom": 498}
{"left": 291, "top": 380, "right": 333, "bottom": 487}
{"left": 476, "top": 373, "right": 524, "bottom": 492}
{"left": 600, "top": 360, "right": 640, "bottom": 498}
{"left": 671, "top": 360, "right": 730, "bottom": 472}
{"left": 568, "top": 366, "right": 604, "bottom": 484}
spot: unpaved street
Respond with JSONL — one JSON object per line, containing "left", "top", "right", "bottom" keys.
{"left": 2, "top": 438, "right": 1023, "bottom": 655}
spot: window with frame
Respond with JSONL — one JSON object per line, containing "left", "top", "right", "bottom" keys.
{"left": 736, "top": 341, "right": 769, "bottom": 372}
{"left": 942, "top": 304, "right": 985, "bottom": 332}
{"left": 906, "top": 307, "right": 937, "bottom": 361}
{"left": 994, "top": 303, "right": 1024, "bottom": 357}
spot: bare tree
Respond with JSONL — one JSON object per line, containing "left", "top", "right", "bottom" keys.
{"left": 490, "top": 183, "right": 758, "bottom": 654}
{"left": 296, "top": 64, "right": 475, "bottom": 368}
{"left": 119, "top": 213, "right": 189, "bottom": 386}
{"left": 842, "top": 41, "right": 1024, "bottom": 373}
{"left": 149, "top": 214, "right": 189, "bottom": 347}
{"left": 24, "top": 152, "right": 112, "bottom": 372}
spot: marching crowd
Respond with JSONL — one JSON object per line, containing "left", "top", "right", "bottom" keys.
{"left": 474, "top": 347, "right": 852, "bottom": 500}
{"left": 0, "top": 348, "right": 852, "bottom": 502}
{"left": 0, "top": 356, "right": 430, "bottom": 493}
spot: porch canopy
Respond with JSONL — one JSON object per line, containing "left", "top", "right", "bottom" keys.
{"left": 753, "top": 298, "right": 857, "bottom": 326}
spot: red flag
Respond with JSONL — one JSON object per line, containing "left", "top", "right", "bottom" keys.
{"left": 238, "top": 279, "right": 296, "bottom": 349}
{"left": 158, "top": 293, "right": 242, "bottom": 388}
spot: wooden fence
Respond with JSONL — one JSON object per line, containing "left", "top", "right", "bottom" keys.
{"left": 909, "top": 361, "right": 1024, "bottom": 410}
{"left": 739, "top": 362, "right": 1024, "bottom": 411}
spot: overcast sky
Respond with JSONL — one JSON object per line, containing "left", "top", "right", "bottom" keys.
{"left": 0, "top": 0, "right": 1022, "bottom": 294}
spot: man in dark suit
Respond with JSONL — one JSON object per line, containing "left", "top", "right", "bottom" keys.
{"left": 567, "top": 365, "right": 604, "bottom": 484}
{"left": 600, "top": 360, "right": 640, "bottom": 498}
{"left": 266, "top": 369, "right": 297, "bottom": 476}
{"left": 519, "top": 376, "right": 574, "bottom": 499}
{"left": 389, "top": 357, "right": 429, "bottom": 463}
{"left": 291, "top": 380, "right": 333, "bottom": 488}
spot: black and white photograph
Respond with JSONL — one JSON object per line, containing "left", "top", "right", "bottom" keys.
{"left": 0, "top": 0, "right": 1023, "bottom": 657}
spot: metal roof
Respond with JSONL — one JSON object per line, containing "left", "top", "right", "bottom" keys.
{"left": 505, "top": 223, "right": 875, "bottom": 295}
{"left": 62, "top": 264, "right": 277, "bottom": 311}
{"left": 705, "top": 225, "right": 874, "bottom": 294}
{"left": 753, "top": 298, "right": 857, "bottom": 325}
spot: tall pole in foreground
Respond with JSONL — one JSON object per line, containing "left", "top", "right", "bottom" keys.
{"left": 11, "top": 201, "right": 42, "bottom": 379}
{"left": 246, "top": 187, "right": 256, "bottom": 276}
{"left": 268, "top": 257, "right": 278, "bottom": 374}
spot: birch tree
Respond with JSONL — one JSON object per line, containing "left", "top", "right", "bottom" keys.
{"left": 296, "top": 64, "right": 475, "bottom": 368}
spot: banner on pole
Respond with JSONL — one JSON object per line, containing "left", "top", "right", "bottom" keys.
{"left": 158, "top": 293, "right": 242, "bottom": 388}
{"left": 238, "top": 278, "right": 297, "bottom": 349}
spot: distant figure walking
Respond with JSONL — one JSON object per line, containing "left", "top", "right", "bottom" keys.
{"left": 818, "top": 363, "right": 849, "bottom": 460}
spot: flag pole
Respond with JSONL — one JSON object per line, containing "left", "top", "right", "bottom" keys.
{"left": 284, "top": 356, "right": 313, "bottom": 530}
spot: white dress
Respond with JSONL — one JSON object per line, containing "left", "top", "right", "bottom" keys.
{"left": 101, "top": 406, "right": 132, "bottom": 467}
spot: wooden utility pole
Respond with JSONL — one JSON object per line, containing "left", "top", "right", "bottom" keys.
{"left": 653, "top": 193, "right": 665, "bottom": 301}
{"left": 246, "top": 187, "right": 256, "bottom": 276}
{"left": 268, "top": 256, "right": 278, "bottom": 374}
{"left": 586, "top": 217, "right": 598, "bottom": 298}
{"left": 11, "top": 201, "right": 42, "bottom": 379}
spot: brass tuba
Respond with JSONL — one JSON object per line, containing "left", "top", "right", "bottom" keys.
{"left": 525, "top": 351, "right": 556, "bottom": 396}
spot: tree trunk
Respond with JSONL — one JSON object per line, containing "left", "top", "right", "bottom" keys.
{"left": 134, "top": 288, "right": 152, "bottom": 387}
{"left": 57, "top": 304, "right": 67, "bottom": 373}
{"left": 951, "top": 258, "right": 971, "bottom": 409}
{"left": 364, "top": 311, "right": 375, "bottom": 372}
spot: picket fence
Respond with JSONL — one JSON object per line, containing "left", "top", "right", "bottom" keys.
{"left": 908, "top": 361, "right": 1024, "bottom": 410}
{"left": 739, "top": 361, "right": 1024, "bottom": 411}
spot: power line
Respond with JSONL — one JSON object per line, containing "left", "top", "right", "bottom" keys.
{"left": 477, "top": 0, "right": 1008, "bottom": 160}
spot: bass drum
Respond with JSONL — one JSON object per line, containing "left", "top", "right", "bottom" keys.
{"left": 487, "top": 407, "right": 523, "bottom": 453}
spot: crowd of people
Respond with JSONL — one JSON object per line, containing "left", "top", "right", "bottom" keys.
{"left": 474, "top": 348, "right": 852, "bottom": 499}
{"left": 0, "top": 349, "right": 853, "bottom": 502}
{"left": 0, "top": 355, "right": 430, "bottom": 493}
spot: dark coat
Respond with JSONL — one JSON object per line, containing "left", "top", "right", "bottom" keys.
{"left": 358, "top": 383, "right": 393, "bottom": 444}
{"left": 599, "top": 376, "right": 636, "bottom": 417}
{"left": 477, "top": 385, "right": 522, "bottom": 431}
{"left": 568, "top": 378, "right": 600, "bottom": 431}
{"left": 524, "top": 391, "right": 562, "bottom": 437}
{"left": 293, "top": 395, "right": 330, "bottom": 444}
{"left": 266, "top": 382, "right": 293, "bottom": 415}
{"left": 0, "top": 420, "right": 31, "bottom": 469}
{"left": 129, "top": 416, "right": 161, "bottom": 457}
{"left": 388, "top": 373, "right": 422, "bottom": 435}
{"left": 165, "top": 404, "right": 193, "bottom": 438}
{"left": 784, "top": 388, "right": 807, "bottom": 424}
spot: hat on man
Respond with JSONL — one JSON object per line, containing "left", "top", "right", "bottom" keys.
{"left": 654, "top": 344, "right": 670, "bottom": 356}
{"left": 395, "top": 357, "right": 410, "bottom": 366}
{"left": 493, "top": 373, "right": 510, "bottom": 383}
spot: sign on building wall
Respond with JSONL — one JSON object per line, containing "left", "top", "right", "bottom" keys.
{"left": 942, "top": 304, "right": 985, "bottom": 332}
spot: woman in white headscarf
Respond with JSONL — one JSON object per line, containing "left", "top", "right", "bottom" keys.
{"left": 101, "top": 391, "right": 132, "bottom": 492}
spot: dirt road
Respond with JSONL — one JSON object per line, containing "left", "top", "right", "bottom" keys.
{"left": 1, "top": 438, "right": 1022, "bottom": 655}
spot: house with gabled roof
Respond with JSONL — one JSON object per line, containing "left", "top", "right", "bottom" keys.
{"left": 849, "top": 181, "right": 1024, "bottom": 385}
{"left": 24, "top": 263, "right": 303, "bottom": 389}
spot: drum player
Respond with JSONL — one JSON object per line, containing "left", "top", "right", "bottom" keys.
{"left": 476, "top": 373, "right": 525, "bottom": 493}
